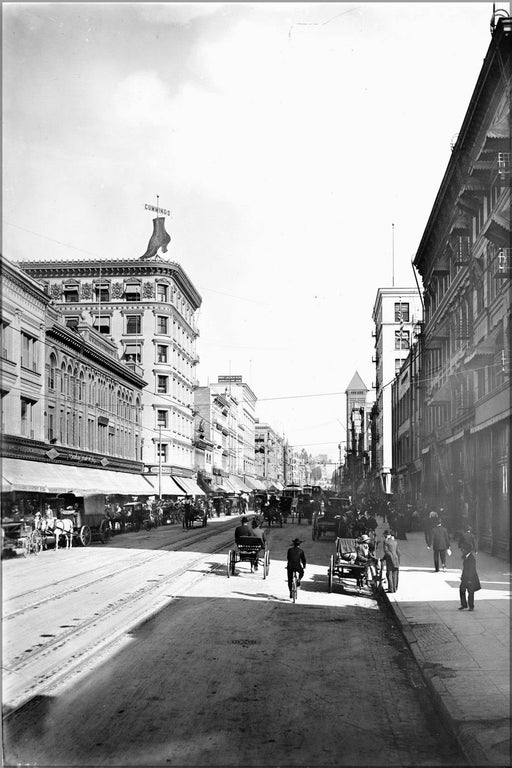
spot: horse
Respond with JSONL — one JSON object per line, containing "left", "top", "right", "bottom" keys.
{"left": 38, "top": 516, "right": 73, "bottom": 550}
{"left": 53, "top": 518, "right": 74, "bottom": 549}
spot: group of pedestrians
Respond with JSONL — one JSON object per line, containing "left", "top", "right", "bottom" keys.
{"left": 233, "top": 503, "right": 481, "bottom": 609}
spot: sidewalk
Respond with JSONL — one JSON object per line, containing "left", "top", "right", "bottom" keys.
{"left": 377, "top": 526, "right": 510, "bottom": 766}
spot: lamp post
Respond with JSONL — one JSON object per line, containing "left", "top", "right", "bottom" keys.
{"left": 158, "top": 425, "right": 162, "bottom": 500}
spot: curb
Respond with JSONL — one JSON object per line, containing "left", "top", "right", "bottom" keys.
{"left": 381, "top": 591, "right": 496, "bottom": 767}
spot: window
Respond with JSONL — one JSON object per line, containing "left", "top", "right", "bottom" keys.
{"left": 47, "top": 407, "right": 55, "bottom": 442}
{"left": 48, "top": 355, "right": 57, "bottom": 390}
{"left": 1, "top": 321, "right": 13, "bottom": 359}
{"left": 157, "top": 316, "right": 168, "bottom": 335}
{"left": 126, "top": 315, "right": 142, "bottom": 334}
{"left": 157, "top": 443, "right": 168, "bottom": 462}
{"left": 157, "top": 284, "right": 168, "bottom": 302}
{"left": 395, "top": 359, "right": 402, "bottom": 376}
{"left": 93, "top": 316, "right": 111, "bottom": 335}
{"left": 20, "top": 397, "right": 34, "bottom": 437}
{"left": 63, "top": 286, "right": 79, "bottom": 302}
{"left": 394, "top": 302, "right": 410, "bottom": 323}
{"left": 157, "top": 344, "right": 168, "bottom": 363}
{"left": 124, "top": 343, "right": 142, "bottom": 363}
{"left": 395, "top": 330, "right": 410, "bottom": 349}
{"left": 125, "top": 283, "right": 141, "bottom": 302}
{"left": 66, "top": 317, "right": 79, "bottom": 330}
{"left": 157, "top": 375, "right": 169, "bottom": 393}
{"left": 95, "top": 283, "right": 110, "bottom": 302}
{"left": 21, "top": 333, "right": 37, "bottom": 370}
{"left": 157, "top": 410, "right": 168, "bottom": 427}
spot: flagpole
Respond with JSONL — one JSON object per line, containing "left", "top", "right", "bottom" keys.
{"left": 392, "top": 223, "right": 395, "bottom": 287}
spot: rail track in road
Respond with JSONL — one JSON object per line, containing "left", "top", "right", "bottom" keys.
{"left": 4, "top": 519, "right": 236, "bottom": 617}
{"left": 3, "top": 519, "right": 239, "bottom": 712}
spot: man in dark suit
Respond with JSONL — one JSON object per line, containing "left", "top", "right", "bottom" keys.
{"left": 428, "top": 520, "right": 451, "bottom": 572}
{"left": 250, "top": 517, "right": 266, "bottom": 571}
{"left": 382, "top": 530, "right": 400, "bottom": 593}
{"left": 234, "top": 516, "right": 254, "bottom": 544}
{"left": 287, "top": 538, "right": 306, "bottom": 598}
{"left": 459, "top": 546, "right": 481, "bottom": 611}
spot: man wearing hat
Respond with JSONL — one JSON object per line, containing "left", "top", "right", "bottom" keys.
{"left": 234, "top": 516, "right": 255, "bottom": 544}
{"left": 287, "top": 538, "right": 306, "bottom": 599}
{"left": 382, "top": 530, "right": 400, "bottom": 593}
{"left": 427, "top": 519, "right": 451, "bottom": 572}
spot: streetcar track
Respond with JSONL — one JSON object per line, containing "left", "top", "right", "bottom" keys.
{"left": 5, "top": 533, "right": 234, "bottom": 676}
{"left": 4, "top": 520, "right": 236, "bottom": 619}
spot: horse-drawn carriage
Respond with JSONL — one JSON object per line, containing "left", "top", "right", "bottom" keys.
{"left": 1, "top": 520, "right": 43, "bottom": 557}
{"left": 38, "top": 494, "right": 114, "bottom": 549}
{"left": 182, "top": 503, "right": 208, "bottom": 529}
{"left": 327, "top": 537, "right": 381, "bottom": 594}
{"left": 312, "top": 497, "right": 351, "bottom": 540}
{"left": 227, "top": 536, "right": 270, "bottom": 578}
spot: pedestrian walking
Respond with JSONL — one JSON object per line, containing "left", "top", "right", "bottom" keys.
{"left": 458, "top": 525, "right": 478, "bottom": 554}
{"left": 382, "top": 530, "right": 400, "bottom": 593}
{"left": 427, "top": 519, "right": 451, "bottom": 572}
{"left": 459, "top": 546, "right": 481, "bottom": 611}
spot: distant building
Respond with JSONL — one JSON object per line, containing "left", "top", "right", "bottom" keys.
{"left": 193, "top": 376, "right": 257, "bottom": 494}
{"left": 371, "top": 287, "right": 423, "bottom": 494}
{"left": 344, "top": 371, "right": 371, "bottom": 497}
{"left": 254, "top": 422, "right": 285, "bottom": 489}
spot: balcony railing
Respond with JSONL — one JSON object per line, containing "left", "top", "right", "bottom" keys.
{"left": 491, "top": 152, "right": 511, "bottom": 185}
{"left": 451, "top": 235, "right": 471, "bottom": 266}
{"left": 494, "top": 248, "right": 511, "bottom": 278}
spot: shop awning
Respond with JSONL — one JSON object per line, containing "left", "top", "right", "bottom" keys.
{"left": 227, "top": 475, "right": 252, "bottom": 494}
{"left": 244, "top": 477, "right": 267, "bottom": 492}
{"left": 1, "top": 459, "right": 154, "bottom": 497}
{"left": 144, "top": 475, "right": 188, "bottom": 496}
{"left": 172, "top": 476, "right": 205, "bottom": 496}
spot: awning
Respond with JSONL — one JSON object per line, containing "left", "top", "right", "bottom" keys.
{"left": 482, "top": 212, "right": 510, "bottom": 247}
{"left": 1, "top": 459, "right": 154, "bottom": 497}
{"left": 227, "top": 475, "right": 252, "bottom": 494}
{"left": 429, "top": 377, "right": 452, "bottom": 404}
{"left": 464, "top": 325, "right": 502, "bottom": 368}
{"left": 244, "top": 477, "right": 267, "bottom": 492}
{"left": 143, "top": 475, "right": 186, "bottom": 496}
{"left": 172, "top": 476, "right": 205, "bottom": 496}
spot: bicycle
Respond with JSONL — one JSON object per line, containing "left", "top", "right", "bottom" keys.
{"left": 289, "top": 569, "right": 301, "bottom": 603}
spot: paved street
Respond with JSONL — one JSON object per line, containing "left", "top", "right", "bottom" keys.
{"left": 3, "top": 516, "right": 466, "bottom": 766}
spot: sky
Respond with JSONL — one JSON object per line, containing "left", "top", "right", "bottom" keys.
{"left": 3, "top": 2, "right": 497, "bottom": 466}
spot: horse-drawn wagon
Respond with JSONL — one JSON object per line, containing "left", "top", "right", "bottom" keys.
{"left": 1, "top": 521, "right": 43, "bottom": 557}
{"left": 327, "top": 537, "right": 381, "bottom": 594}
{"left": 38, "top": 494, "right": 112, "bottom": 549}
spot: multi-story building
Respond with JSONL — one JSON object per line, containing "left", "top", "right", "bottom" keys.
{"left": 391, "top": 329, "right": 423, "bottom": 506}
{"left": 254, "top": 422, "right": 285, "bottom": 489}
{"left": 413, "top": 14, "right": 511, "bottom": 554}
{"left": 1, "top": 254, "right": 152, "bottom": 503}
{"left": 18, "top": 250, "right": 202, "bottom": 483}
{"left": 193, "top": 376, "right": 257, "bottom": 494}
{"left": 371, "top": 287, "right": 423, "bottom": 494}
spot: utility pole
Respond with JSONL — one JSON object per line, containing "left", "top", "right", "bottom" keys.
{"left": 158, "top": 425, "right": 162, "bottom": 500}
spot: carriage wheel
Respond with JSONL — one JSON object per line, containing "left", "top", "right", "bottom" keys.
{"left": 31, "top": 530, "right": 43, "bottom": 555}
{"left": 263, "top": 549, "right": 270, "bottom": 579}
{"left": 99, "top": 519, "right": 112, "bottom": 544}
{"left": 227, "top": 550, "right": 235, "bottom": 577}
{"left": 78, "top": 525, "right": 92, "bottom": 547}
{"left": 328, "top": 554, "right": 334, "bottom": 593}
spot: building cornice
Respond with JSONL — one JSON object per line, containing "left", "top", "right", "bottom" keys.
{"left": 17, "top": 258, "right": 202, "bottom": 310}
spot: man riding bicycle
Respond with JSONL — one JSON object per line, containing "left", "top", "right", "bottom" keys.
{"left": 287, "top": 537, "right": 306, "bottom": 599}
